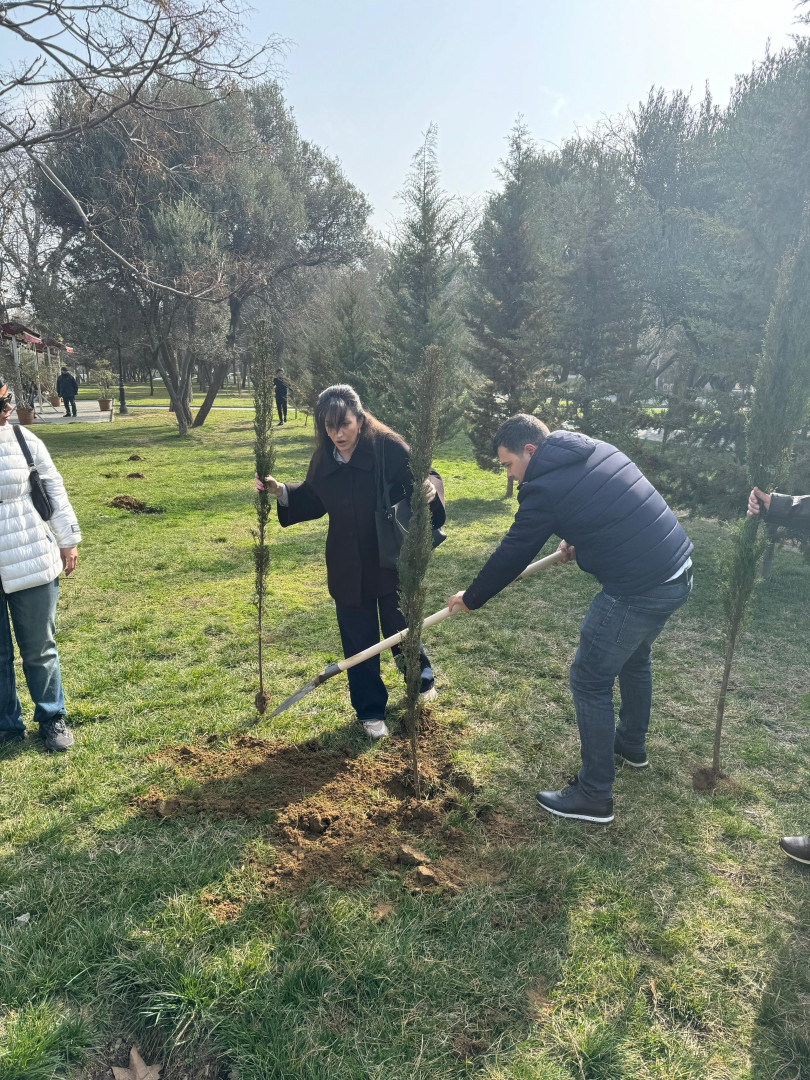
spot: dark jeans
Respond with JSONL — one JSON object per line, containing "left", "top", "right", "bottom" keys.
{"left": 569, "top": 573, "right": 692, "bottom": 799}
{"left": 335, "top": 592, "right": 430, "bottom": 723}
{"left": 275, "top": 394, "right": 287, "bottom": 423}
{"left": 63, "top": 396, "right": 77, "bottom": 416}
{"left": 0, "top": 577, "right": 66, "bottom": 732}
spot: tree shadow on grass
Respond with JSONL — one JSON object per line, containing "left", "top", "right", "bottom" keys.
{"left": 748, "top": 885, "right": 810, "bottom": 1079}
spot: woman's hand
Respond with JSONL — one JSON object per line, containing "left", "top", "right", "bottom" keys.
{"left": 255, "top": 473, "right": 284, "bottom": 498}
{"left": 60, "top": 547, "right": 78, "bottom": 575}
{"left": 424, "top": 478, "right": 437, "bottom": 502}
{"left": 747, "top": 487, "right": 770, "bottom": 516}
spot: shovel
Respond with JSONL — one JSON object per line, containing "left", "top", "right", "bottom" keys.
{"left": 268, "top": 548, "right": 566, "bottom": 718}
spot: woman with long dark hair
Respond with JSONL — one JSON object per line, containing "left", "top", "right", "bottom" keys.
{"left": 257, "top": 384, "right": 445, "bottom": 738}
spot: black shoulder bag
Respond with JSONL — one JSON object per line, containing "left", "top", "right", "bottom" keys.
{"left": 13, "top": 424, "right": 53, "bottom": 521}
{"left": 374, "top": 437, "right": 446, "bottom": 571}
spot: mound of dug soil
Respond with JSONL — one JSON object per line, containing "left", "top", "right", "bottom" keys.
{"left": 108, "top": 495, "right": 162, "bottom": 514}
{"left": 136, "top": 716, "right": 533, "bottom": 915}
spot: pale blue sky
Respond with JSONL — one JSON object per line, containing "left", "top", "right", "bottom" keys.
{"left": 249, "top": 0, "right": 802, "bottom": 231}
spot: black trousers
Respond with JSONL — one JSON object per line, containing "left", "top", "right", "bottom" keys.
{"left": 63, "top": 396, "right": 77, "bottom": 416}
{"left": 334, "top": 592, "right": 430, "bottom": 722}
{"left": 275, "top": 393, "right": 287, "bottom": 423}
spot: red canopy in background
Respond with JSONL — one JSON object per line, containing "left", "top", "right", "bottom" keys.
{"left": 2, "top": 323, "right": 73, "bottom": 354}
{"left": 2, "top": 321, "right": 39, "bottom": 338}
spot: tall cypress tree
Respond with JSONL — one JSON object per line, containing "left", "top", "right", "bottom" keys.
{"left": 397, "top": 345, "right": 446, "bottom": 796}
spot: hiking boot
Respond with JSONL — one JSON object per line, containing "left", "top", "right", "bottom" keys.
{"left": 614, "top": 737, "right": 648, "bottom": 768}
{"left": 39, "top": 716, "right": 74, "bottom": 752}
{"left": 535, "top": 777, "right": 614, "bottom": 823}
{"left": 780, "top": 835, "right": 810, "bottom": 865}
{"left": 362, "top": 719, "right": 389, "bottom": 739}
{"left": 0, "top": 728, "right": 26, "bottom": 746}
{"left": 419, "top": 665, "right": 437, "bottom": 703}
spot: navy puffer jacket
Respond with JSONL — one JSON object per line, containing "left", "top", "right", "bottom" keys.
{"left": 463, "top": 431, "right": 693, "bottom": 609}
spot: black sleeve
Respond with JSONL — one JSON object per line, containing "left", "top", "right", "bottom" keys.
{"left": 277, "top": 481, "right": 326, "bottom": 527}
{"left": 766, "top": 493, "right": 810, "bottom": 533}
{"left": 463, "top": 498, "right": 555, "bottom": 610}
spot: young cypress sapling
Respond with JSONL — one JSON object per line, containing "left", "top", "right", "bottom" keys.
{"left": 709, "top": 209, "right": 810, "bottom": 780}
{"left": 252, "top": 321, "right": 276, "bottom": 714}
{"left": 397, "top": 345, "right": 446, "bottom": 796}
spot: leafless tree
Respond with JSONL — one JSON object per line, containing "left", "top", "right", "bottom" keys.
{"left": 0, "top": 0, "right": 281, "bottom": 297}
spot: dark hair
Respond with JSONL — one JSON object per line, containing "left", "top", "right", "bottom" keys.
{"left": 493, "top": 414, "right": 550, "bottom": 455}
{"left": 309, "top": 384, "right": 402, "bottom": 473}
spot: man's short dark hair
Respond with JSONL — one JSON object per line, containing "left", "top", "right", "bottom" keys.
{"left": 493, "top": 414, "right": 550, "bottom": 455}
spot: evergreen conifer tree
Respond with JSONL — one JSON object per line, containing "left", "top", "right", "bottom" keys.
{"left": 397, "top": 345, "right": 446, "bottom": 796}
{"left": 465, "top": 122, "right": 560, "bottom": 485}
{"left": 711, "top": 208, "right": 810, "bottom": 778}
{"left": 377, "top": 126, "right": 463, "bottom": 432}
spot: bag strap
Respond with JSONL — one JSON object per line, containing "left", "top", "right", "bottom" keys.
{"left": 375, "top": 436, "right": 394, "bottom": 514}
{"left": 12, "top": 424, "right": 37, "bottom": 473}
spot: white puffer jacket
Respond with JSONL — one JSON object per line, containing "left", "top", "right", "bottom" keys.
{"left": 0, "top": 423, "right": 82, "bottom": 594}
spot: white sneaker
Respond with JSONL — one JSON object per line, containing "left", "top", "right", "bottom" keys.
{"left": 362, "top": 720, "right": 389, "bottom": 739}
{"left": 419, "top": 685, "right": 438, "bottom": 703}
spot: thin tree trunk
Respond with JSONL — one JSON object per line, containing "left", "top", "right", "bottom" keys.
{"left": 712, "top": 626, "right": 738, "bottom": 778}
{"left": 506, "top": 476, "right": 514, "bottom": 498}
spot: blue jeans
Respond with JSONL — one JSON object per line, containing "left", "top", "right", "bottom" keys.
{"left": 0, "top": 577, "right": 66, "bottom": 732}
{"left": 569, "top": 574, "right": 692, "bottom": 799}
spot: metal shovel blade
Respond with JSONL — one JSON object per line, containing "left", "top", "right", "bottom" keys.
{"left": 269, "top": 662, "right": 343, "bottom": 717}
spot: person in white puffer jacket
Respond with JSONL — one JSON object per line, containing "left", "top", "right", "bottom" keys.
{"left": 0, "top": 381, "right": 81, "bottom": 751}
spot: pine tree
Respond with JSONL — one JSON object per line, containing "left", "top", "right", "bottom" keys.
{"left": 465, "top": 121, "right": 559, "bottom": 480}
{"left": 377, "top": 126, "right": 463, "bottom": 432}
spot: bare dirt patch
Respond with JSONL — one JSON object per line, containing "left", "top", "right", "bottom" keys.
{"left": 125, "top": 472, "right": 145, "bottom": 479}
{"left": 692, "top": 765, "right": 730, "bottom": 791}
{"left": 108, "top": 495, "right": 162, "bottom": 514}
{"left": 136, "top": 717, "right": 530, "bottom": 912}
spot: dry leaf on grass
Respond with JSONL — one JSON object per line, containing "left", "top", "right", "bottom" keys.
{"left": 111, "top": 1046, "right": 162, "bottom": 1080}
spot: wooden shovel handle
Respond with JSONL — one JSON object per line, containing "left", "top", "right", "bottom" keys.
{"left": 336, "top": 548, "right": 566, "bottom": 674}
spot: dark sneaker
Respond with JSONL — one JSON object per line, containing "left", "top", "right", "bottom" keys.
{"left": 614, "top": 738, "right": 648, "bottom": 768}
{"left": 780, "top": 835, "right": 810, "bottom": 865}
{"left": 419, "top": 665, "right": 437, "bottom": 703}
{"left": 535, "top": 777, "right": 614, "bottom": 823}
{"left": 39, "top": 716, "right": 74, "bottom": 752}
{"left": 0, "top": 728, "right": 26, "bottom": 746}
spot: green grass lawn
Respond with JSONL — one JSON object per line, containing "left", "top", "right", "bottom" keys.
{"left": 0, "top": 414, "right": 808, "bottom": 1080}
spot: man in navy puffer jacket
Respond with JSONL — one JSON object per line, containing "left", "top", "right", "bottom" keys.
{"left": 448, "top": 414, "right": 693, "bottom": 824}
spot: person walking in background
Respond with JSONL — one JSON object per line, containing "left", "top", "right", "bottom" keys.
{"left": 748, "top": 485, "right": 810, "bottom": 865}
{"left": 273, "top": 368, "right": 288, "bottom": 426}
{"left": 56, "top": 366, "right": 78, "bottom": 417}
{"left": 0, "top": 381, "right": 81, "bottom": 752}
{"left": 256, "top": 384, "right": 445, "bottom": 739}
{"left": 448, "top": 414, "right": 693, "bottom": 824}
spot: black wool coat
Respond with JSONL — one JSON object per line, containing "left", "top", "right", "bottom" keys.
{"left": 277, "top": 432, "right": 446, "bottom": 607}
